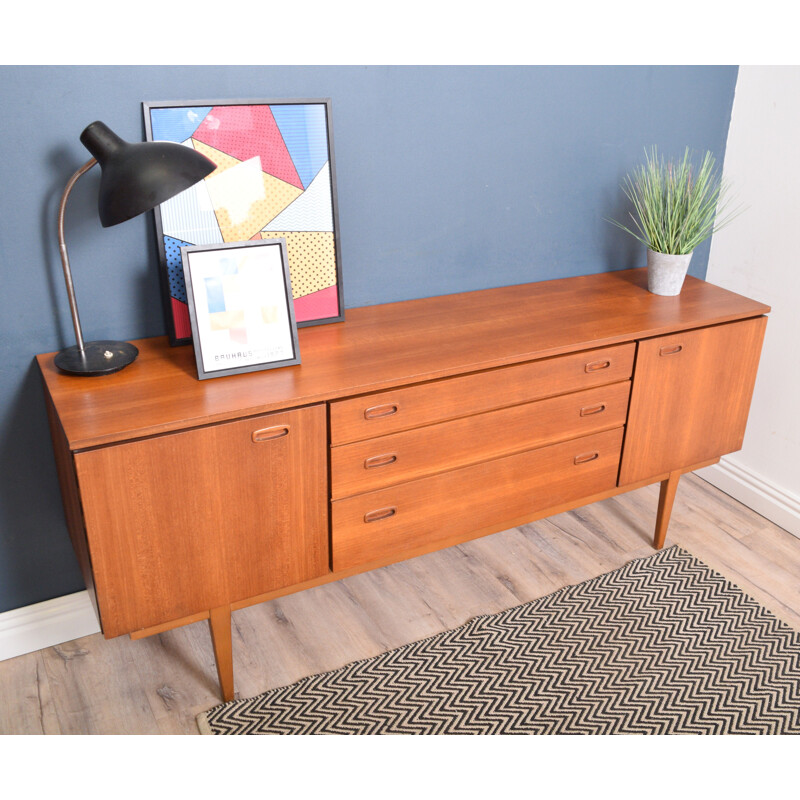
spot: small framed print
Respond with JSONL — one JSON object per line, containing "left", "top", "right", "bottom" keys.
{"left": 181, "top": 239, "right": 301, "bottom": 380}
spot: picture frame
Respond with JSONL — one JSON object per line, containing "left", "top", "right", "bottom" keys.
{"left": 143, "top": 98, "right": 345, "bottom": 345}
{"left": 181, "top": 239, "right": 301, "bottom": 380}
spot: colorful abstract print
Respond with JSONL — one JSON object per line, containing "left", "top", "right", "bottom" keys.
{"left": 149, "top": 103, "right": 340, "bottom": 340}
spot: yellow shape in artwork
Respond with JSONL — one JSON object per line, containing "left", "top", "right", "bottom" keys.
{"left": 195, "top": 145, "right": 304, "bottom": 243}
{"left": 260, "top": 231, "right": 337, "bottom": 299}
{"left": 261, "top": 305, "right": 279, "bottom": 324}
{"left": 209, "top": 309, "right": 245, "bottom": 331}
{"left": 191, "top": 140, "right": 240, "bottom": 179}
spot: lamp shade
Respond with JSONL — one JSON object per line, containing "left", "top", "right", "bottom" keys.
{"left": 80, "top": 121, "right": 216, "bottom": 227}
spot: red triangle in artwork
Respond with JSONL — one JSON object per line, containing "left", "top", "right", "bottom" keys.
{"left": 294, "top": 285, "right": 339, "bottom": 322}
{"left": 171, "top": 297, "right": 192, "bottom": 340}
{"left": 193, "top": 105, "right": 303, "bottom": 190}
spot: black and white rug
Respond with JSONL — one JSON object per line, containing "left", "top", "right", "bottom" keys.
{"left": 197, "top": 546, "right": 800, "bottom": 734}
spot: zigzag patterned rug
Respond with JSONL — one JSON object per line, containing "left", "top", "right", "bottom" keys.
{"left": 197, "top": 546, "right": 800, "bottom": 734}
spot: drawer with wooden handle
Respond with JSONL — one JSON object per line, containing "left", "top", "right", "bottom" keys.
{"left": 329, "top": 343, "right": 634, "bottom": 445}
{"left": 331, "top": 381, "right": 630, "bottom": 500}
{"left": 331, "top": 427, "right": 624, "bottom": 571}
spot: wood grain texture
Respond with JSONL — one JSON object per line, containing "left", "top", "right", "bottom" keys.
{"left": 37, "top": 269, "right": 770, "bottom": 451}
{"left": 330, "top": 344, "right": 634, "bottom": 445}
{"left": 124, "top": 618, "right": 229, "bottom": 734}
{"left": 73, "top": 405, "right": 329, "bottom": 637}
{"left": 331, "top": 427, "right": 624, "bottom": 571}
{"left": 129, "top": 610, "right": 210, "bottom": 640}
{"left": 0, "top": 650, "right": 60, "bottom": 734}
{"left": 227, "top": 457, "right": 719, "bottom": 615}
{"left": 331, "top": 382, "right": 630, "bottom": 499}
{"left": 209, "top": 606, "right": 234, "bottom": 702}
{"left": 34, "top": 270, "right": 770, "bottom": 707}
{"left": 619, "top": 316, "right": 767, "bottom": 485}
{"left": 655, "top": 470, "right": 681, "bottom": 549}
{"left": 39, "top": 635, "right": 159, "bottom": 734}
{"left": 41, "top": 383, "right": 100, "bottom": 622}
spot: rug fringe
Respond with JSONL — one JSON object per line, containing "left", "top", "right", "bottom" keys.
{"left": 196, "top": 712, "right": 213, "bottom": 735}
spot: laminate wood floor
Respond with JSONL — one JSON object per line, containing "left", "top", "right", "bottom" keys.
{"left": 2, "top": 474, "right": 799, "bottom": 735}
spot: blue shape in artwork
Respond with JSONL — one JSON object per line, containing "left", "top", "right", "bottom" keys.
{"left": 150, "top": 106, "right": 213, "bottom": 142}
{"left": 219, "top": 257, "right": 239, "bottom": 276}
{"left": 271, "top": 104, "right": 330, "bottom": 189}
{"left": 204, "top": 277, "right": 226, "bottom": 313}
{"left": 164, "top": 235, "right": 194, "bottom": 303}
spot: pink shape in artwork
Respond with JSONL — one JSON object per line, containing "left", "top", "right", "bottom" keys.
{"left": 172, "top": 297, "right": 192, "bottom": 340}
{"left": 294, "top": 285, "right": 339, "bottom": 323}
{"left": 193, "top": 106, "right": 303, "bottom": 190}
{"left": 229, "top": 327, "right": 248, "bottom": 346}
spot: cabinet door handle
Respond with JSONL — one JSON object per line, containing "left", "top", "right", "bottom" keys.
{"left": 580, "top": 403, "right": 606, "bottom": 416}
{"left": 364, "top": 453, "right": 398, "bottom": 469}
{"left": 364, "top": 506, "right": 397, "bottom": 523}
{"left": 574, "top": 451, "right": 600, "bottom": 465}
{"left": 251, "top": 425, "right": 290, "bottom": 442}
{"left": 585, "top": 359, "right": 611, "bottom": 373}
{"left": 364, "top": 403, "right": 399, "bottom": 420}
{"left": 659, "top": 344, "right": 683, "bottom": 356}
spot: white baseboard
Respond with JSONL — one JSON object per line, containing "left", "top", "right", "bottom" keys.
{"left": 695, "top": 456, "right": 800, "bottom": 539}
{"left": 0, "top": 590, "right": 101, "bottom": 662}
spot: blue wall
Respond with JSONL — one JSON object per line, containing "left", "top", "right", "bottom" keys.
{"left": 0, "top": 65, "right": 738, "bottom": 613}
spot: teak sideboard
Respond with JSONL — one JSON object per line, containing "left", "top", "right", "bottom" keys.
{"left": 38, "top": 269, "right": 770, "bottom": 702}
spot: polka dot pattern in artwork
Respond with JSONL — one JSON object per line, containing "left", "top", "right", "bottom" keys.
{"left": 164, "top": 235, "right": 194, "bottom": 303}
{"left": 192, "top": 140, "right": 239, "bottom": 179}
{"left": 193, "top": 105, "right": 303, "bottom": 189}
{"left": 260, "top": 232, "right": 337, "bottom": 299}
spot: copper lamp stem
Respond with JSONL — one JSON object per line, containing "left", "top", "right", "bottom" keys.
{"left": 57, "top": 157, "right": 97, "bottom": 352}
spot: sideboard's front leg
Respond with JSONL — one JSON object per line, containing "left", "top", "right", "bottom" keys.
{"left": 209, "top": 605, "right": 235, "bottom": 702}
{"left": 654, "top": 470, "right": 682, "bottom": 549}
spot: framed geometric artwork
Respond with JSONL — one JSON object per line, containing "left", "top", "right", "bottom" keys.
{"left": 143, "top": 98, "right": 345, "bottom": 345}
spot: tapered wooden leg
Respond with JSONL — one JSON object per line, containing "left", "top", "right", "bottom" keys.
{"left": 208, "top": 605, "right": 235, "bottom": 702}
{"left": 654, "top": 470, "right": 681, "bottom": 549}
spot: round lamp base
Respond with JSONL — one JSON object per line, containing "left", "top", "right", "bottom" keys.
{"left": 54, "top": 340, "right": 139, "bottom": 376}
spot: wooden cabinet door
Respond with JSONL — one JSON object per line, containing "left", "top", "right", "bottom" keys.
{"left": 619, "top": 317, "right": 766, "bottom": 485}
{"left": 74, "top": 404, "right": 328, "bottom": 638}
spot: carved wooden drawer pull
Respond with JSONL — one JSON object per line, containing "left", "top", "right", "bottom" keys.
{"left": 364, "top": 506, "right": 397, "bottom": 523}
{"left": 585, "top": 359, "right": 611, "bottom": 373}
{"left": 364, "top": 453, "right": 398, "bottom": 469}
{"left": 251, "top": 425, "right": 290, "bottom": 442}
{"left": 580, "top": 403, "right": 606, "bottom": 416}
{"left": 659, "top": 344, "right": 683, "bottom": 356}
{"left": 574, "top": 451, "right": 600, "bottom": 465}
{"left": 364, "top": 403, "right": 399, "bottom": 420}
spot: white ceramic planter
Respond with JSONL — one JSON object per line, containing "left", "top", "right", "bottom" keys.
{"left": 646, "top": 249, "right": 693, "bottom": 296}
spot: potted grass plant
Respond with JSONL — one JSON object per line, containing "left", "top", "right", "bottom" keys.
{"left": 609, "top": 147, "right": 739, "bottom": 295}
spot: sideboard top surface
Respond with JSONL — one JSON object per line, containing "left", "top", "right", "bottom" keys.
{"left": 38, "top": 268, "right": 770, "bottom": 450}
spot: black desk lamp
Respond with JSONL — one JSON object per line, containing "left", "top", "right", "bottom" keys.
{"left": 55, "top": 121, "right": 216, "bottom": 375}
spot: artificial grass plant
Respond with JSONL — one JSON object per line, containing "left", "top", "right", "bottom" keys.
{"left": 609, "top": 147, "right": 739, "bottom": 255}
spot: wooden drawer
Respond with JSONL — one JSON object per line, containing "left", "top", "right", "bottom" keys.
{"left": 332, "top": 427, "right": 624, "bottom": 571}
{"left": 330, "top": 343, "right": 635, "bottom": 444}
{"left": 331, "top": 381, "right": 630, "bottom": 499}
